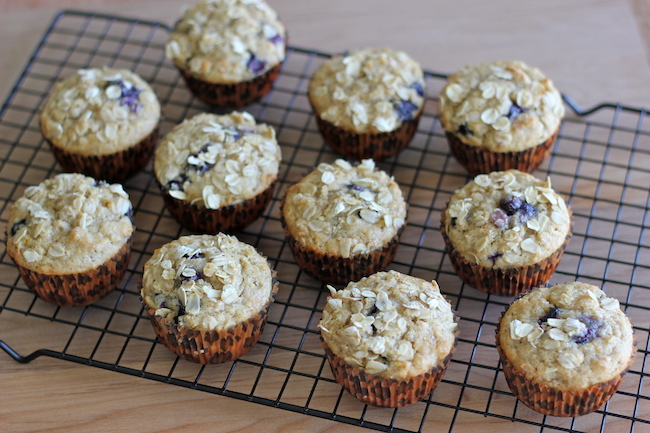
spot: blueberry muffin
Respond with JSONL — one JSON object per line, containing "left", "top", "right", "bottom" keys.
{"left": 439, "top": 60, "right": 564, "bottom": 175}
{"left": 141, "top": 233, "right": 278, "bottom": 364}
{"left": 5, "top": 173, "right": 134, "bottom": 306}
{"left": 319, "top": 271, "right": 458, "bottom": 407}
{"left": 440, "top": 169, "right": 572, "bottom": 296}
{"left": 40, "top": 67, "right": 160, "bottom": 182}
{"left": 280, "top": 159, "right": 407, "bottom": 285}
{"left": 166, "top": 0, "right": 286, "bottom": 107}
{"left": 496, "top": 282, "right": 636, "bottom": 416}
{"left": 308, "top": 48, "right": 425, "bottom": 160}
{"left": 154, "top": 111, "right": 281, "bottom": 233}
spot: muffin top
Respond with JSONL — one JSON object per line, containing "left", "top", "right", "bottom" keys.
{"left": 154, "top": 111, "right": 281, "bottom": 209}
{"left": 281, "top": 159, "right": 407, "bottom": 257}
{"left": 319, "top": 270, "right": 457, "bottom": 379}
{"left": 498, "top": 282, "right": 635, "bottom": 389}
{"left": 308, "top": 48, "right": 425, "bottom": 134}
{"left": 141, "top": 233, "right": 275, "bottom": 330}
{"left": 165, "top": 0, "right": 286, "bottom": 83}
{"left": 40, "top": 67, "right": 160, "bottom": 155}
{"left": 5, "top": 173, "right": 134, "bottom": 274}
{"left": 439, "top": 60, "right": 564, "bottom": 152}
{"left": 442, "top": 170, "right": 571, "bottom": 269}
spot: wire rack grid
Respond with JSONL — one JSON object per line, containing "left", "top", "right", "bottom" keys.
{"left": 0, "top": 10, "right": 649, "bottom": 433}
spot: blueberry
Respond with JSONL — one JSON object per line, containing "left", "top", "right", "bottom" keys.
{"left": 394, "top": 100, "right": 418, "bottom": 121}
{"left": 491, "top": 209, "right": 508, "bottom": 228}
{"left": 367, "top": 304, "right": 378, "bottom": 317}
{"left": 499, "top": 195, "right": 523, "bottom": 216}
{"left": 180, "top": 269, "right": 202, "bottom": 285}
{"left": 165, "top": 173, "right": 188, "bottom": 192}
{"left": 538, "top": 307, "right": 560, "bottom": 325}
{"left": 346, "top": 184, "right": 365, "bottom": 192}
{"left": 517, "top": 201, "right": 538, "bottom": 225}
{"left": 185, "top": 252, "right": 205, "bottom": 260}
{"left": 410, "top": 82, "right": 425, "bottom": 97}
{"left": 247, "top": 53, "right": 267, "bottom": 75}
{"left": 174, "top": 304, "right": 186, "bottom": 324}
{"left": 488, "top": 251, "right": 502, "bottom": 265}
{"left": 451, "top": 217, "right": 457, "bottom": 227}
{"left": 268, "top": 34, "right": 284, "bottom": 44}
{"left": 93, "top": 179, "right": 107, "bottom": 187}
{"left": 194, "top": 162, "right": 214, "bottom": 175}
{"left": 506, "top": 102, "right": 527, "bottom": 122}
{"left": 158, "top": 300, "right": 168, "bottom": 309}
{"left": 457, "top": 124, "right": 473, "bottom": 136}
{"left": 572, "top": 316, "right": 602, "bottom": 345}
{"left": 107, "top": 79, "right": 142, "bottom": 113}
{"left": 10, "top": 219, "right": 27, "bottom": 237}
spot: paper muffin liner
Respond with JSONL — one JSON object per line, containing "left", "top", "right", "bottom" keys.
{"left": 311, "top": 112, "right": 421, "bottom": 161}
{"left": 445, "top": 129, "right": 558, "bottom": 176}
{"left": 279, "top": 205, "right": 405, "bottom": 284}
{"left": 440, "top": 210, "right": 573, "bottom": 297}
{"left": 320, "top": 332, "right": 456, "bottom": 408}
{"left": 179, "top": 61, "right": 282, "bottom": 108}
{"left": 158, "top": 180, "right": 276, "bottom": 234}
{"left": 46, "top": 126, "right": 159, "bottom": 183}
{"left": 143, "top": 278, "right": 279, "bottom": 364}
{"left": 495, "top": 313, "right": 633, "bottom": 417}
{"left": 8, "top": 235, "right": 132, "bottom": 306}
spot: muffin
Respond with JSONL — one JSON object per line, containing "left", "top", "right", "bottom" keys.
{"left": 154, "top": 111, "right": 281, "bottom": 233}
{"left": 166, "top": 0, "right": 286, "bottom": 108}
{"left": 440, "top": 169, "right": 572, "bottom": 296}
{"left": 438, "top": 60, "right": 564, "bottom": 175}
{"left": 40, "top": 67, "right": 160, "bottom": 182}
{"left": 140, "top": 233, "right": 278, "bottom": 364}
{"left": 319, "top": 270, "right": 458, "bottom": 407}
{"left": 280, "top": 158, "right": 407, "bottom": 285}
{"left": 496, "top": 282, "right": 636, "bottom": 416}
{"left": 5, "top": 173, "right": 134, "bottom": 306}
{"left": 308, "top": 48, "right": 425, "bottom": 160}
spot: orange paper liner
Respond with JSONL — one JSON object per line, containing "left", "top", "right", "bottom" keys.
{"left": 179, "top": 62, "right": 282, "bottom": 108}
{"left": 320, "top": 334, "right": 456, "bottom": 408}
{"left": 46, "top": 126, "right": 159, "bottom": 183}
{"left": 495, "top": 314, "right": 632, "bottom": 417}
{"left": 143, "top": 278, "right": 279, "bottom": 364}
{"left": 310, "top": 110, "right": 421, "bottom": 161}
{"left": 158, "top": 180, "right": 276, "bottom": 234}
{"left": 279, "top": 202, "right": 404, "bottom": 284}
{"left": 440, "top": 209, "right": 572, "bottom": 297}
{"left": 445, "top": 129, "right": 558, "bottom": 176}
{"left": 8, "top": 235, "right": 132, "bottom": 306}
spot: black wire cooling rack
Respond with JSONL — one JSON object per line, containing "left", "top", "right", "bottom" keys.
{"left": 0, "top": 10, "right": 649, "bottom": 433}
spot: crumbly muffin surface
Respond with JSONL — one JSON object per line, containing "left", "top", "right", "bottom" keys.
{"left": 499, "top": 282, "right": 635, "bottom": 389}
{"left": 439, "top": 60, "right": 564, "bottom": 152}
{"left": 154, "top": 111, "right": 280, "bottom": 209}
{"left": 282, "top": 159, "right": 407, "bottom": 257}
{"left": 309, "top": 48, "right": 425, "bottom": 134}
{"left": 5, "top": 173, "right": 134, "bottom": 274}
{"left": 319, "top": 270, "right": 457, "bottom": 379}
{"left": 443, "top": 170, "right": 571, "bottom": 269}
{"left": 40, "top": 67, "right": 160, "bottom": 155}
{"left": 141, "top": 233, "right": 274, "bottom": 330}
{"left": 166, "top": 0, "right": 286, "bottom": 83}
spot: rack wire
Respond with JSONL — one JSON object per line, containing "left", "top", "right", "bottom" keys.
{"left": 0, "top": 10, "right": 649, "bottom": 433}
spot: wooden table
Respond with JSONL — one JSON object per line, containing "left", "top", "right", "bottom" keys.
{"left": 0, "top": 1, "right": 648, "bottom": 432}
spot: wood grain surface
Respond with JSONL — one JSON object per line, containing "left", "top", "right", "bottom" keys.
{"left": 0, "top": 1, "right": 648, "bottom": 432}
